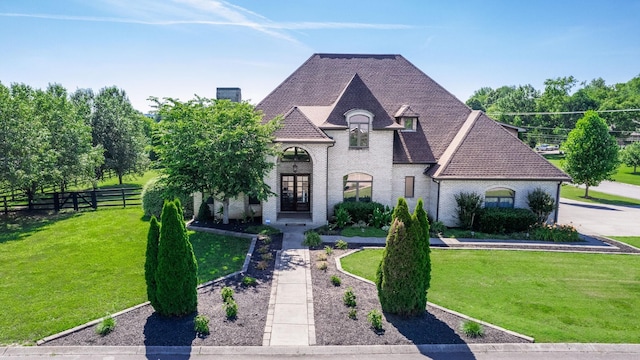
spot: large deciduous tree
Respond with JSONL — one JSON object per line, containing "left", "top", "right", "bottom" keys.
{"left": 563, "top": 111, "right": 619, "bottom": 198}
{"left": 0, "top": 83, "right": 56, "bottom": 203}
{"left": 154, "top": 97, "right": 280, "bottom": 224}
{"left": 37, "top": 84, "right": 103, "bottom": 193}
{"left": 93, "top": 86, "right": 148, "bottom": 184}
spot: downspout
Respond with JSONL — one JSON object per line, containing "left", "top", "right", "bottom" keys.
{"left": 432, "top": 178, "right": 441, "bottom": 222}
{"left": 554, "top": 181, "right": 562, "bottom": 224}
{"left": 326, "top": 140, "right": 335, "bottom": 224}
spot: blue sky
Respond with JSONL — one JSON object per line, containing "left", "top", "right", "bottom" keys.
{"left": 1, "top": 0, "right": 639, "bottom": 112}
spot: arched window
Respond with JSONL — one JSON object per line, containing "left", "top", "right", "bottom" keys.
{"left": 280, "top": 147, "right": 310, "bottom": 162}
{"left": 343, "top": 173, "right": 372, "bottom": 202}
{"left": 485, "top": 188, "right": 515, "bottom": 208}
{"left": 345, "top": 110, "right": 372, "bottom": 148}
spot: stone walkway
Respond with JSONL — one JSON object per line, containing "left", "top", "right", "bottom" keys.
{"left": 263, "top": 228, "right": 315, "bottom": 346}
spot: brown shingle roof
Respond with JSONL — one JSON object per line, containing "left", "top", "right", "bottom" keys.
{"left": 274, "top": 107, "right": 333, "bottom": 142}
{"left": 258, "top": 53, "right": 570, "bottom": 181}
{"left": 434, "top": 113, "right": 571, "bottom": 180}
{"left": 257, "top": 53, "right": 470, "bottom": 163}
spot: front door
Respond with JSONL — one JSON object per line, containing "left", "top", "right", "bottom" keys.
{"left": 281, "top": 174, "right": 310, "bottom": 212}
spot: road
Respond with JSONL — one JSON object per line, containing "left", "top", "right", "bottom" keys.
{"left": 572, "top": 180, "right": 640, "bottom": 201}
{"left": 2, "top": 344, "right": 640, "bottom": 360}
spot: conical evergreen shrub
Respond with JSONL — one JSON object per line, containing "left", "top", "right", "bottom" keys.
{"left": 376, "top": 197, "right": 431, "bottom": 316}
{"left": 144, "top": 216, "right": 161, "bottom": 313}
{"left": 155, "top": 200, "right": 198, "bottom": 316}
{"left": 413, "top": 199, "right": 431, "bottom": 308}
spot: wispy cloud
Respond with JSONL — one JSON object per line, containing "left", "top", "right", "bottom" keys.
{"left": 0, "top": 0, "right": 414, "bottom": 44}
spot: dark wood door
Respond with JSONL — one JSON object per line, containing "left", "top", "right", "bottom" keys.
{"left": 281, "top": 174, "right": 310, "bottom": 212}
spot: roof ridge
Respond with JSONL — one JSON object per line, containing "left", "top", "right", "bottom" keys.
{"left": 432, "top": 110, "right": 482, "bottom": 178}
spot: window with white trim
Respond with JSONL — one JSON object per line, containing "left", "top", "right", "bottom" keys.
{"left": 485, "top": 188, "right": 515, "bottom": 208}
{"left": 401, "top": 117, "right": 417, "bottom": 132}
{"left": 405, "top": 176, "right": 415, "bottom": 198}
{"left": 343, "top": 173, "right": 372, "bottom": 202}
{"left": 346, "top": 110, "right": 372, "bottom": 148}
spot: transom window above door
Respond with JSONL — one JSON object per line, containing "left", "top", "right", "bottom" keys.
{"left": 281, "top": 147, "right": 310, "bottom": 162}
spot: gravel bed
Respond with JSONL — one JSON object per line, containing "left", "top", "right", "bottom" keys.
{"left": 310, "top": 249, "right": 530, "bottom": 345}
{"left": 44, "top": 234, "right": 282, "bottom": 346}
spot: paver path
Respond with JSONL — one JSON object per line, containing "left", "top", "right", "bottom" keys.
{"left": 263, "top": 229, "right": 315, "bottom": 346}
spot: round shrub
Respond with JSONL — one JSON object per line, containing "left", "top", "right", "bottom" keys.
{"left": 141, "top": 177, "right": 194, "bottom": 219}
{"left": 334, "top": 201, "right": 385, "bottom": 224}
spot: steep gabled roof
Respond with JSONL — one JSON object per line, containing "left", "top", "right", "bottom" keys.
{"left": 256, "top": 53, "right": 470, "bottom": 163}
{"left": 324, "top": 73, "right": 399, "bottom": 129}
{"left": 433, "top": 113, "right": 570, "bottom": 180}
{"left": 274, "top": 107, "right": 333, "bottom": 143}
{"left": 257, "top": 53, "right": 571, "bottom": 181}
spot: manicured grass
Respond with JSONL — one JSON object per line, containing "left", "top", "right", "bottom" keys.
{"left": 610, "top": 236, "right": 640, "bottom": 249}
{"left": 341, "top": 249, "right": 640, "bottom": 343}
{"left": 611, "top": 164, "right": 640, "bottom": 186}
{"left": 190, "top": 231, "right": 251, "bottom": 283}
{"left": 341, "top": 226, "right": 388, "bottom": 238}
{"left": 544, "top": 154, "right": 640, "bottom": 187}
{"left": 0, "top": 208, "right": 249, "bottom": 345}
{"left": 560, "top": 184, "right": 640, "bottom": 206}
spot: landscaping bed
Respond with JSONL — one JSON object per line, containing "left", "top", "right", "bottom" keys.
{"left": 44, "top": 234, "right": 282, "bottom": 346}
{"left": 310, "top": 249, "right": 530, "bottom": 345}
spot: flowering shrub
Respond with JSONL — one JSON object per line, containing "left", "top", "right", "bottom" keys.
{"left": 530, "top": 223, "right": 580, "bottom": 242}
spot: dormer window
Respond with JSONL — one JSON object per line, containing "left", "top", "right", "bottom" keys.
{"left": 401, "top": 117, "right": 417, "bottom": 132}
{"left": 345, "top": 110, "right": 372, "bottom": 148}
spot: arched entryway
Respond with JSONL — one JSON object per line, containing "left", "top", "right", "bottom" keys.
{"left": 278, "top": 147, "right": 312, "bottom": 219}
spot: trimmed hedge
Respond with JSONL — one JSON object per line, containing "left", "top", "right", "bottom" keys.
{"left": 476, "top": 207, "right": 537, "bottom": 234}
{"left": 334, "top": 201, "right": 385, "bottom": 224}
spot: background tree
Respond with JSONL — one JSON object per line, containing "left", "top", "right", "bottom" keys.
{"left": 376, "top": 198, "right": 430, "bottom": 316}
{"left": 154, "top": 97, "right": 280, "bottom": 224}
{"left": 0, "top": 83, "right": 56, "bottom": 205}
{"left": 620, "top": 141, "right": 640, "bottom": 173}
{"left": 93, "top": 86, "right": 149, "bottom": 184}
{"left": 155, "top": 199, "right": 198, "bottom": 316}
{"left": 37, "top": 84, "right": 103, "bottom": 193}
{"left": 563, "top": 111, "right": 619, "bottom": 198}
{"left": 145, "top": 216, "right": 161, "bottom": 313}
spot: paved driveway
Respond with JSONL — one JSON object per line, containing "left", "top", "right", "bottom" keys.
{"left": 558, "top": 198, "right": 640, "bottom": 237}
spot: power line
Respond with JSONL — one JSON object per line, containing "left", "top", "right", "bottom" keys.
{"left": 487, "top": 108, "right": 640, "bottom": 116}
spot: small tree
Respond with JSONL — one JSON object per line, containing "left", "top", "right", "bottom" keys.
{"left": 376, "top": 198, "right": 430, "bottom": 316}
{"left": 527, "top": 188, "right": 555, "bottom": 224}
{"left": 621, "top": 142, "right": 640, "bottom": 173}
{"left": 155, "top": 199, "right": 198, "bottom": 316}
{"left": 454, "top": 192, "right": 483, "bottom": 230}
{"left": 154, "top": 97, "right": 281, "bottom": 224}
{"left": 144, "top": 216, "right": 161, "bottom": 312}
{"left": 563, "top": 111, "right": 619, "bottom": 198}
{"left": 413, "top": 199, "right": 431, "bottom": 295}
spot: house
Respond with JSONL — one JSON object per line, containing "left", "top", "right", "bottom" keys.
{"left": 197, "top": 54, "right": 570, "bottom": 227}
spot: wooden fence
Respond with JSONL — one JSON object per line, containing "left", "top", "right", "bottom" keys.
{"left": 1, "top": 188, "right": 142, "bottom": 215}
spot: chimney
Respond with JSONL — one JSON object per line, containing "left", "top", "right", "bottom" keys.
{"left": 216, "top": 87, "right": 241, "bottom": 102}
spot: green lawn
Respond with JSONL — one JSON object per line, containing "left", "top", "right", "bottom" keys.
{"left": 545, "top": 155, "right": 640, "bottom": 187}
{"left": 560, "top": 184, "right": 640, "bottom": 206}
{"left": 0, "top": 208, "right": 250, "bottom": 345}
{"left": 341, "top": 226, "right": 388, "bottom": 238}
{"left": 611, "top": 164, "right": 640, "bottom": 186}
{"left": 610, "top": 236, "right": 640, "bottom": 249}
{"left": 341, "top": 249, "right": 640, "bottom": 343}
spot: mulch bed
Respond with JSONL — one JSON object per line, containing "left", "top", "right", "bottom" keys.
{"left": 44, "top": 233, "right": 282, "bottom": 346}
{"left": 310, "top": 248, "right": 530, "bottom": 345}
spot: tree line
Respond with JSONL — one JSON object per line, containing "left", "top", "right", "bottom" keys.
{"left": 0, "top": 82, "right": 150, "bottom": 201}
{"left": 466, "top": 75, "right": 640, "bottom": 146}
